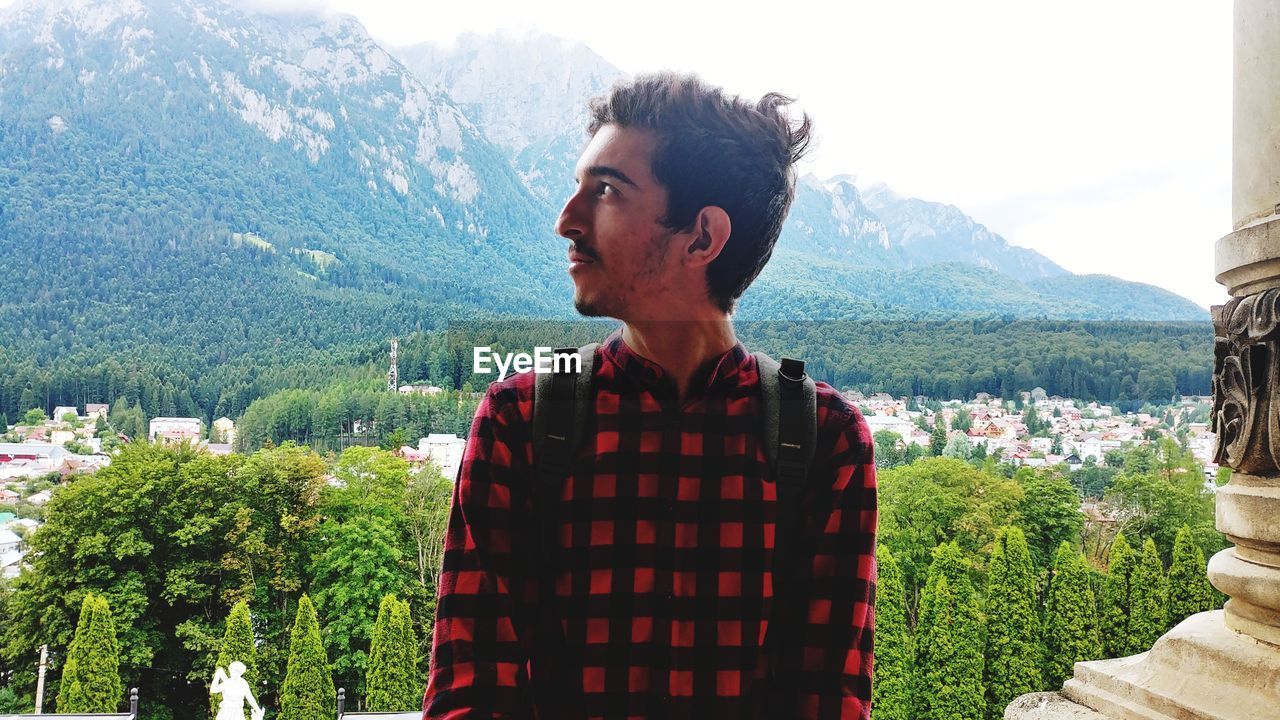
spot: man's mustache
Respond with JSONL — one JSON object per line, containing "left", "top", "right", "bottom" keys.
{"left": 571, "top": 244, "right": 600, "bottom": 261}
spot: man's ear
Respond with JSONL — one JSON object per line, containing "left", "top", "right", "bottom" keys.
{"left": 683, "top": 206, "right": 731, "bottom": 267}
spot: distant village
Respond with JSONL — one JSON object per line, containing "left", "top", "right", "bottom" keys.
{"left": 855, "top": 387, "right": 1218, "bottom": 477}
{"left": 1, "top": 388, "right": 1215, "bottom": 581}
{"left": 0, "top": 402, "right": 467, "bottom": 581}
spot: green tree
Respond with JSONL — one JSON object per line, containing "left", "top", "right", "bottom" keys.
{"left": 913, "top": 543, "right": 983, "bottom": 720}
{"left": 312, "top": 515, "right": 405, "bottom": 698}
{"left": 874, "top": 430, "right": 905, "bottom": 469}
{"left": 1041, "top": 543, "right": 1101, "bottom": 687}
{"left": 22, "top": 408, "right": 46, "bottom": 426}
{"left": 983, "top": 527, "right": 1042, "bottom": 720}
{"left": 929, "top": 418, "right": 947, "bottom": 457}
{"left": 913, "top": 575, "right": 984, "bottom": 720}
{"left": 1166, "top": 525, "right": 1216, "bottom": 628}
{"left": 1014, "top": 467, "right": 1084, "bottom": 569}
{"left": 391, "top": 598, "right": 423, "bottom": 707}
{"left": 2, "top": 442, "right": 328, "bottom": 717}
{"left": 279, "top": 595, "right": 334, "bottom": 720}
{"left": 212, "top": 601, "right": 257, "bottom": 716}
{"left": 0, "top": 685, "right": 27, "bottom": 713}
{"left": 942, "top": 434, "right": 973, "bottom": 460}
{"left": 1126, "top": 538, "right": 1168, "bottom": 655}
{"left": 367, "top": 595, "right": 421, "bottom": 711}
{"left": 1105, "top": 439, "right": 1222, "bottom": 561}
{"left": 872, "top": 546, "right": 911, "bottom": 720}
{"left": 878, "top": 459, "right": 1023, "bottom": 597}
{"left": 58, "top": 594, "right": 122, "bottom": 713}
{"left": 405, "top": 464, "right": 454, "bottom": 652}
{"left": 1099, "top": 534, "right": 1135, "bottom": 658}
{"left": 314, "top": 447, "right": 423, "bottom": 697}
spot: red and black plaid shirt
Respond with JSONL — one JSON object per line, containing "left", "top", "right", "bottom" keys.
{"left": 424, "top": 330, "right": 877, "bottom": 719}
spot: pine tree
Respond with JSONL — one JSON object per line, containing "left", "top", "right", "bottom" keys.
{"left": 1126, "top": 538, "right": 1169, "bottom": 655}
{"left": 1166, "top": 525, "right": 1215, "bottom": 628}
{"left": 366, "top": 595, "right": 397, "bottom": 710}
{"left": 929, "top": 418, "right": 948, "bottom": 456}
{"left": 391, "top": 598, "right": 422, "bottom": 707}
{"left": 212, "top": 600, "right": 257, "bottom": 716}
{"left": 280, "top": 595, "right": 335, "bottom": 720}
{"left": 1098, "top": 533, "right": 1134, "bottom": 657}
{"left": 914, "top": 576, "right": 984, "bottom": 720}
{"left": 983, "top": 527, "right": 1042, "bottom": 720}
{"left": 366, "top": 595, "right": 421, "bottom": 711}
{"left": 1042, "top": 543, "right": 1101, "bottom": 687}
{"left": 872, "top": 546, "right": 911, "bottom": 720}
{"left": 58, "top": 594, "right": 122, "bottom": 713}
{"left": 912, "top": 544, "right": 984, "bottom": 720}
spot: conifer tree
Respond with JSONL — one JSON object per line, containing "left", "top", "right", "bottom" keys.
{"left": 914, "top": 576, "right": 984, "bottom": 720}
{"left": 367, "top": 595, "right": 422, "bottom": 711}
{"left": 212, "top": 600, "right": 257, "bottom": 716}
{"left": 58, "top": 594, "right": 122, "bottom": 713}
{"left": 983, "top": 527, "right": 1042, "bottom": 720}
{"left": 1098, "top": 533, "right": 1134, "bottom": 657}
{"left": 280, "top": 595, "right": 335, "bottom": 720}
{"left": 1166, "top": 525, "right": 1216, "bottom": 628}
{"left": 872, "top": 546, "right": 911, "bottom": 720}
{"left": 929, "top": 418, "right": 948, "bottom": 456}
{"left": 392, "top": 598, "right": 422, "bottom": 706}
{"left": 1126, "top": 538, "right": 1169, "bottom": 655}
{"left": 1042, "top": 542, "right": 1101, "bottom": 687}
{"left": 912, "top": 544, "right": 984, "bottom": 720}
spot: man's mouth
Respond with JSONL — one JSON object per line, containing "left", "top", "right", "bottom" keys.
{"left": 569, "top": 247, "right": 597, "bottom": 269}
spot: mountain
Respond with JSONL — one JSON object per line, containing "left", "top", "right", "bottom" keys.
{"left": 397, "top": 30, "right": 1202, "bottom": 320}
{"left": 859, "top": 182, "right": 1068, "bottom": 282}
{"left": 395, "top": 31, "right": 627, "bottom": 202}
{"left": 0, "top": 0, "right": 573, "bottom": 364}
{"left": 0, "top": 0, "right": 1206, "bottom": 381}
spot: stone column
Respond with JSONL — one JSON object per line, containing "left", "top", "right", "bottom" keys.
{"left": 1208, "top": 0, "right": 1280, "bottom": 650}
{"left": 1007, "top": 2, "right": 1280, "bottom": 718}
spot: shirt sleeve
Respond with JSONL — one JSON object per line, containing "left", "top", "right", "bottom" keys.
{"left": 787, "top": 398, "right": 878, "bottom": 720}
{"left": 424, "top": 382, "right": 536, "bottom": 719}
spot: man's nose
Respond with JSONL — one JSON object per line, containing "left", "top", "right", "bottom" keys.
{"left": 555, "top": 193, "right": 587, "bottom": 240}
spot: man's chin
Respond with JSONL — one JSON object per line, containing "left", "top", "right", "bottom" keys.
{"left": 573, "top": 290, "right": 613, "bottom": 318}
{"left": 573, "top": 296, "right": 606, "bottom": 318}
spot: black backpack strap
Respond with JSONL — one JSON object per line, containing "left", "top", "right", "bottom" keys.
{"left": 753, "top": 351, "right": 818, "bottom": 703}
{"left": 528, "top": 343, "right": 597, "bottom": 716}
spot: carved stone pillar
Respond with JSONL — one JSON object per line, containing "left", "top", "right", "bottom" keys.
{"left": 1007, "top": 2, "right": 1280, "bottom": 718}
{"left": 1208, "top": 292, "right": 1280, "bottom": 648}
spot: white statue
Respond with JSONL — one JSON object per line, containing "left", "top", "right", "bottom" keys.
{"left": 211, "top": 661, "right": 265, "bottom": 720}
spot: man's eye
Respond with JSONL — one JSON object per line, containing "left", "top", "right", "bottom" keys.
{"left": 596, "top": 182, "right": 615, "bottom": 197}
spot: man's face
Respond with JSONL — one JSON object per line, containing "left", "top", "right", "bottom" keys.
{"left": 555, "top": 125, "right": 682, "bottom": 320}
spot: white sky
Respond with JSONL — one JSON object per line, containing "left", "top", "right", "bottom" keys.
{"left": 4, "top": 0, "right": 1235, "bottom": 308}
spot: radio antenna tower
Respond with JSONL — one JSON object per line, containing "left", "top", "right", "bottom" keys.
{"left": 387, "top": 337, "right": 399, "bottom": 392}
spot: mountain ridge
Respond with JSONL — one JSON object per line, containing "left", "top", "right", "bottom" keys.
{"left": 0, "top": 0, "right": 1209, "bottom": 376}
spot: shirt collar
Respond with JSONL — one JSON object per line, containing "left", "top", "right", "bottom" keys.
{"left": 600, "top": 328, "right": 753, "bottom": 399}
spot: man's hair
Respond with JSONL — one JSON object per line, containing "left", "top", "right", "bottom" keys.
{"left": 587, "top": 72, "right": 812, "bottom": 314}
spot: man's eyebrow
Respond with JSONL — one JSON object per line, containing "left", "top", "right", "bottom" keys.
{"left": 586, "top": 165, "right": 639, "bottom": 187}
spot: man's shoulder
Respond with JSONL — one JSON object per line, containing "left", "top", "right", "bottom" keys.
{"left": 481, "top": 370, "right": 537, "bottom": 426}
{"left": 813, "top": 381, "right": 874, "bottom": 451}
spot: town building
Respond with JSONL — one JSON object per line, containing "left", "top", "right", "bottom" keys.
{"left": 212, "top": 417, "right": 237, "bottom": 446}
{"left": 418, "top": 433, "right": 466, "bottom": 480}
{"left": 149, "top": 417, "right": 202, "bottom": 442}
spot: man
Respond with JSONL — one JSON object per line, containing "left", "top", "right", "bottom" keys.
{"left": 425, "top": 73, "right": 876, "bottom": 719}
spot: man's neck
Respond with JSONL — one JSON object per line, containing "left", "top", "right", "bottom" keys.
{"left": 621, "top": 316, "right": 738, "bottom": 404}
